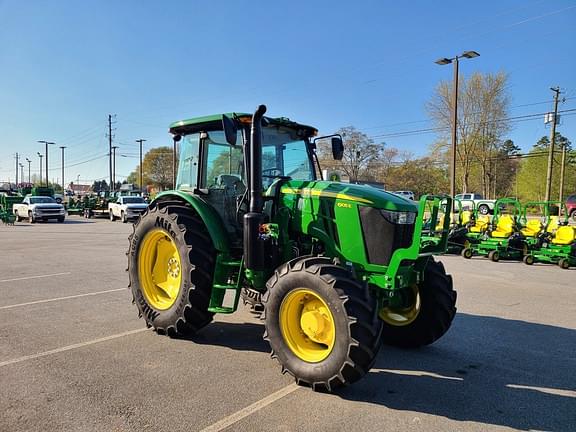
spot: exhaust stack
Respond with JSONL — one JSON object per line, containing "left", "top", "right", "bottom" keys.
{"left": 244, "top": 104, "right": 267, "bottom": 271}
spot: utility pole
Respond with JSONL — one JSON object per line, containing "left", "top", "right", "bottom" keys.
{"left": 26, "top": 158, "right": 31, "bottom": 183}
{"left": 15, "top": 153, "right": 19, "bottom": 186}
{"left": 112, "top": 145, "right": 119, "bottom": 192}
{"left": 60, "top": 146, "right": 66, "bottom": 193}
{"left": 38, "top": 152, "right": 43, "bottom": 186}
{"left": 559, "top": 142, "right": 567, "bottom": 205}
{"left": 544, "top": 87, "right": 561, "bottom": 203}
{"left": 136, "top": 139, "right": 146, "bottom": 193}
{"left": 108, "top": 115, "right": 113, "bottom": 191}
{"left": 20, "top": 163, "right": 24, "bottom": 184}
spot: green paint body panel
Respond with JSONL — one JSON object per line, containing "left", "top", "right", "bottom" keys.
{"left": 153, "top": 190, "right": 230, "bottom": 253}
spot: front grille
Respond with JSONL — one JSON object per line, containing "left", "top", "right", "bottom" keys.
{"left": 359, "top": 207, "right": 415, "bottom": 266}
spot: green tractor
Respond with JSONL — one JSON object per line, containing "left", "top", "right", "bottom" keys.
{"left": 127, "top": 105, "right": 456, "bottom": 390}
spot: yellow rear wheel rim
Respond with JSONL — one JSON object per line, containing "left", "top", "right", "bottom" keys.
{"left": 279, "top": 289, "right": 336, "bottom": 363}
{"left": 138, "top": 229, "right": 182, "bottom": 310}
{"left": 379, "top": 285, "right": 421, "bottom": 326}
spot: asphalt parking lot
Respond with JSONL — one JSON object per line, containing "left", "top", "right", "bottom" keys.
{"left": 0, "top": 217, "right": 574, "bottom": 432}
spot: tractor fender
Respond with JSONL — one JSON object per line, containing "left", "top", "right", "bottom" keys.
{"left": 151, "top": 191, "right": 230, "bottom": 253}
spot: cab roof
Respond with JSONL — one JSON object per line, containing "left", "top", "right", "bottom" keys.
{"left": 169, "top": 113, "right": 318, "bottom": 138}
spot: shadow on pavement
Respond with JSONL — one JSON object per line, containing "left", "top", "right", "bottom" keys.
{"left": 337, "top": 313, "right": 576, "bottom": 431}
{"left": 185, "top": 321, "right": 268, "bottom": 353}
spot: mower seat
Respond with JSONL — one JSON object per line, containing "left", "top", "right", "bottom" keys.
{"left": 469, "top": 215, "right": 490, "bottom": 233}
{"left": 435, "top": 215, "right": 445, "bottom": 231}
{"left": 491, "top": 214, "right": 515, "bottom": 238}
{"left": 521, "top": 219, "right": 543, "bottom": 237}
{"left": 460, "top": 210, "right": 472, "bottom": 226}
{"left": 551, "top": 226, "right": 576, "bottom": 245}
{"left": 546, "top": 216, "right": 559, "bottom": 233}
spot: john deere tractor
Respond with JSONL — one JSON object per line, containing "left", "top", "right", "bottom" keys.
{"left": 127, "top": 105, "right": 456, "bottom": 391}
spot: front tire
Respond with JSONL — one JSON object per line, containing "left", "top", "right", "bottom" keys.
{"left": 28, "top": 211, "right": 35, "bottom": 224}
{"left": 380, "top": 259, "right": 456, "bottom": 348}
{"left": 461, "top": 247, "right": 473, "bottom": 259}
{"left": 109, "top": 211, "right": 115, "bottom": 221}
{"left": 263, "top": 257, "right": 382, "bottom": 392}
{"left": 127, "top": 204, "right": 216, "bottom": 337}
{"left": 121, "top": 211, "right": 127, "bottom": 223}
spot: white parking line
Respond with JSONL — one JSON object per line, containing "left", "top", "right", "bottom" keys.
{"left": 199, "top": 383, "right": 299, "bottom": 432}
{"left": 0, "top": 288, "right": 125, "bottom": 310}
{"left": 0, "top": 272, "right": 71, "bottom": 283}
{"left": 0, "top": 328, "right": 148, "bottom": 368}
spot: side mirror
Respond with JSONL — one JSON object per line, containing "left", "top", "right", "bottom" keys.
{"left": 222, "top": 115, "right": 238, "bottom": 146}
{"left": 331, "top": 136, "right": 344, "bottom": 160}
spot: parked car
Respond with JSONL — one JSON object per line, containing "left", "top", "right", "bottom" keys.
{"left": 13, "top": 196, "right": 66, "bottom": 223}
{"left": 109, "top": 195, "right": 148, "bottom": 223}
{"left": 454, "top": 193, "right": 495, "bottom": 215}
{"left": 393, "top": 190, "right": 415, "bottom": 200}
{"left": 566, "top": 194, "right": 576, "bottom": 222}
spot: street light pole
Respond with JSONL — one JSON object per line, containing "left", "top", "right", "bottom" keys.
{"left": 38, "top": 140, "right": 55, "bottom": 187}
{"left": 136, "top": 139, "right": 146, "bottom": 193}
{"left": 20, "top": 163, "right": 24, "bottom": 184}
{"left": 435, "top": 50, "right": 480, "bottom": 197}
{"left": 37, "top": 152, "right": 44, "bottom": 186}
{"left": 112, "top": 145, "right": 119, "bottom": 192}
{"left": 26, "top": 158, "right": 31, "bottom": 183}
{"left": 59, "top": 146, "right": 66, "bottom": 193}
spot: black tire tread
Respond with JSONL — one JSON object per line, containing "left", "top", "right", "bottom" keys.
{"left": 128, "top": 203, "right": 216, "bottom": 337}
{"left": 262, "top": 256, "right": 382, "bottom": 392}
{"left": 381, "top": 258, "right": 456, "bottom": 348}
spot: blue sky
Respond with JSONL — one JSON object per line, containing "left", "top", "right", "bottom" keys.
{"left": 1, "top": 0, "right": 575, "bottom": 185}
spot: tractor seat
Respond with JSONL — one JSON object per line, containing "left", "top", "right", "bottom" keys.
{"left": 491, "top": 214, "right": 515, "bottom": 238}
{"left": 460, "top": 210, "right": 472, "bottom": 226}
{"left": 469, "top": 214, "right": 490, "bottom": 233}
{"left": 551, "top": 226, "right": 576, "bottom": 245}
{"left": 546, "top": 216, "right": 559, "bottom": 233}
{"left": 521, "top": 219, "right": 543, "bottom": 237}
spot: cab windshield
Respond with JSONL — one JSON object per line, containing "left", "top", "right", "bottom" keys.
{"left": 176, "top": 125, "right": 315, "bottom": 191}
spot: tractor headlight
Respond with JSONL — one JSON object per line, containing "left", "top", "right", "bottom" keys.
{"left": 379, "top": 209, "right": 416, "bottom": 225}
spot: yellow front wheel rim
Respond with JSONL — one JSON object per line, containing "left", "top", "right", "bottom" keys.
{"left": 379, "top": 285, "right": 421, "bottom": 326}
{"left": 279, "top": 289, "right": 336, "bottom": 363}
{"left": 138, "top": 229, "right": 182, "bottom": 310}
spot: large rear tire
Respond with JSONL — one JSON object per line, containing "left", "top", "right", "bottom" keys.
{"left": 263, "top": 256, "right": 382, "bottom": 392}
{"left": 127, "top": 203, "right": 215, "bottom": 337}
{"left": 380, "top": 258, "right": 456, "bottom": 348}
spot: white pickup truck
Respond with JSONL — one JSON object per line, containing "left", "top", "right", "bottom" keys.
{"left": 13, "top": 196, "right": 66, "bottom": 223}
{"left": 454, "top": 193, "right": 496, "bottom": 215}
{"left": 108, "top": 196, "right": 148, "bottom": 223}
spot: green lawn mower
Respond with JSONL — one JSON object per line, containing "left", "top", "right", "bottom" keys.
{"left": 461, "top": 198, "right": 527, "bottom": 262}
{"left": 126, "top": 105, "right": 457, "bottom": 391}
{"left": 421, "top": 198, "right": 474, "bottom": 254}
{"left": 523, "top": 203, "right": 576, "bottom": 269}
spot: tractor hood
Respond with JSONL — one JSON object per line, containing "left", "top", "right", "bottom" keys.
{"left": 280, "top": 181, "right": 418, "bottom": 212}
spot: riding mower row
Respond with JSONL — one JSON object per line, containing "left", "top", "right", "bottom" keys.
{"left": 460, "top": 199, "right": 575, "bottom": 269}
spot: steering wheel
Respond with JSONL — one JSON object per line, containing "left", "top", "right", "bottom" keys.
{"left": 262, "top": 167, "right": 281, "bottom": 178}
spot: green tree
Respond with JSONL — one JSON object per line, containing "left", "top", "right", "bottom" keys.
{"left": 127, "top": 147, "right": 176, "bottom": 191}
{"left": 318, "top": 126, "right": 384, "bottom": 183}
{"left": 516, "top": 133, "right": 575, "bottom": 201}
{"left": 428, "top": 72, "right": 511, "bottom": 194}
